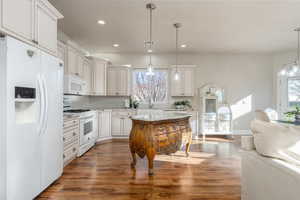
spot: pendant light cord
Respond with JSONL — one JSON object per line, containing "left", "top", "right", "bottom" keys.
{"left": 297, "top": 30, "right": 299, "bottom": 64}
{"left": 176, "top": 26, "right": 178, "bottom": 72}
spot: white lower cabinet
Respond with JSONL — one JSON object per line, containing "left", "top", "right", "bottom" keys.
{"left": 63, "top": 117, "right": 79, "bottom": 167}
{"left": 97, "top": 111, "right": 112, "bottom": 141}
{"left": 111, "top": 111, "right": 133, "bottom": 137}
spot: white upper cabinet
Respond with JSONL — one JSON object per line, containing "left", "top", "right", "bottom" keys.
{"left": 77, "top": 55, "right": 85, "bottom": 78}
{"left": 66, "top": 45, "right": 78, "bottom": 76}
{"left": 171, "top": 66, "right": 195, "bottom": 97}
{"left": 1, "top": 0, "right": 34, "bottom": 41}
{"left": 35, "top": 0, "right": 60, "bottom": 55}
{"left": 0, "top": 0, "right": 63, "bottom": 56}
{"left": 107, "top": 67, "right": 130, "bottom": 96}
{"left": 57, "top": 41, "right": 66, "bottom": 62}
{"left": 93, "top": 60, "right": 107, "bottom": 96}
{"left": 83, "top": 59, "right": 92, "bottom": 95}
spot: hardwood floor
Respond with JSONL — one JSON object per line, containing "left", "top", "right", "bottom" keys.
{"left": 37, "top": 138, "right": 241, "bottom": 200}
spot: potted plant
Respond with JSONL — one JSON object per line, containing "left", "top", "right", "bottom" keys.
{"left": 173, "top": 100, "right": 192, "bottom": 110}
{"left": 285, "top": 106, "right": 300, "bottom": 122}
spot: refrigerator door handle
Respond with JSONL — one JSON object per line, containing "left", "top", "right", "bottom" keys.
{"left": 40, "top": 75, "right": 48, "bottom": 135}
{"left": 37, "top": 75, "right": 45, "bottom": 134}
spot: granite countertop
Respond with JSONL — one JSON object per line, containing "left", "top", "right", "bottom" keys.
{"left": 131, "top": 113, "right": 192, "bottom": 122}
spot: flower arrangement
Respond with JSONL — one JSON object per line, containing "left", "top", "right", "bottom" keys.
{"left": 173, "top": 100, "right": 192, "bottom": 110}
{"left": 285, "top": 106, "right": 300, "bottom": 122}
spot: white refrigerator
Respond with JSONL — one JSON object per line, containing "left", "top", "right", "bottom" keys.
{"left": 0, "top": 36, "right": 63, "bottom": 200}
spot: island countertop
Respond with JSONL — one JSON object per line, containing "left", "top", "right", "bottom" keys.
{"left": 131, "top": 113, "right": 192, "bottom": 122}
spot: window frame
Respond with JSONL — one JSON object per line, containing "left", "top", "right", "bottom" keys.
{"left": 287, "top": 76, "right": 300, "bottom": 109}
{"left": 131, "top": 67, "right": 170, "bottom": 105}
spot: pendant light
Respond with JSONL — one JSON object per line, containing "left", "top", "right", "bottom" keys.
{"left": 281, "top": 28, "right": 300, "bottom": 76}
{"left": 174, "top": 23, "right": 182, "bottom": 80}
{"left": 145, "top": 3, "right": 156, "bottom": 76}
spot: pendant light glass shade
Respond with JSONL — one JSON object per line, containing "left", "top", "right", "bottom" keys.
{"left": 280, "top": 28, "right": 300, "bottom": 76}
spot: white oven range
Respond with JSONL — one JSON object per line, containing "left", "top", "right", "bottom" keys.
{"left": 64, "top": 109, "right": 97, "bottom": 156}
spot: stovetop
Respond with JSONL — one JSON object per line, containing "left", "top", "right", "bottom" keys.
{"left": 64, "top": 109, "right": 91, "bottom": 113}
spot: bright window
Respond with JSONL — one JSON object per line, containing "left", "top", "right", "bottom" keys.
{"left": 288, "top": 77, "right": 300, "bottom": 108}
{"left": 132, "top": 69, "right": 168, "bottom": 104}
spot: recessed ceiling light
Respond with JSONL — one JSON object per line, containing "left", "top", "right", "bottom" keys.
{"left": 113, "top": 44, "right": 119, "bottom": 47}
{"left": 147, "top": 49, "right": 153, "bottom": 53}
{"left": 181, "top": 44, "right": 187, "bottom": 48}
{"left": 97, "top": 20, "right": 106, "bottom": 25}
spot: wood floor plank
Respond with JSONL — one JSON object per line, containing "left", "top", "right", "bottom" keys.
{"left": 36, "top": 139, "right": 241, "bottom": 200}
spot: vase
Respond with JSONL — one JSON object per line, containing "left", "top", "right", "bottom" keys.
{"left": 175, "top": 105, "right": 185, "bottom": 110}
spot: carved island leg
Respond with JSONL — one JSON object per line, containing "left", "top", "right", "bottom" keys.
{"left": 130, "top": 146, "right": 137, "bottom": 169}
{"left": 185, "top": 142, "right": 191, "bottom": 157}
{"left": 185, "top": 122, "right": 193, "bottom": 157}
{"left": 146, "top": 148, "right": 156, "bottom": 176}
{"left": 129, "top": 127, "right": 137, "bottom": 169}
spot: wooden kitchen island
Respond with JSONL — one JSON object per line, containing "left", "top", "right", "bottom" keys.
{"left": 129, "top": 113, "right": 192, "bottom": 175}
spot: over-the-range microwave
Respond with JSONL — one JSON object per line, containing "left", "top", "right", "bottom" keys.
{"left": 64, "top": 75, "right": 86, "bottom": 95}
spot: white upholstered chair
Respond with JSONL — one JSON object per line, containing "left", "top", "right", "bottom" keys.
{"left": 255, "top": 108, "right": 278, "bottom": 122}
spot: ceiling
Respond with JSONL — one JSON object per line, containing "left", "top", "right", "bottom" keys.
{"left": 49, "top": 0, "right": 300, "bottom": 54}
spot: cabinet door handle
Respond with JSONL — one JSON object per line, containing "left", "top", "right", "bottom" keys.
{"left": 73, "top": 148, "right": 76, "bottom": 152}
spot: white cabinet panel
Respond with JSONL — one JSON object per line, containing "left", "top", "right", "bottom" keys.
{"left": 171, "top": 69, "right": 183, "bottom": 96}
{"left": 93, "top": 60, "right": 107, "bottom": 96}
{"left": 111, "top": 113, "right": 122, "bottom": 136}
{"left": 36, "top": 0, "right": 58, "bottom": 55}
{"left": 123, "top": 117, "right": 132, "bottom": 136}
{"left": 57, "top": 41, "right": 66, "bottom": 62}
{"left": 111, "top": 111, "right": 132, "bottom": 137}
{"left": 83, "top": 60, "right": 92, "bottom": 95}
{"left": 107, "top": 67, "right": 129, "bottom": 96}
{"left": 2, "top": 0, "right": 34, "bottom": 41}
{"left": 119, "top": 68, "right": 129, "bottom": 96}
{"left": 101, "top": 111, "right": 111, "bottom": 138}
{"left": 171, "top": 67, "right": 195, "bottom": 97}
{"left": 67, "top": 46, "right": 78, "bottom": 76}
{"left": 107, "top": 68, "right": 119, "bottom": 96}
{"left": 183, "top": 68, "right": 194, "bottom": 96}
{"left": 77, "top": 55, "right": 84, "bottom": 78}
{"left": 1, "top": 0, "right": 62, "bottom": 56}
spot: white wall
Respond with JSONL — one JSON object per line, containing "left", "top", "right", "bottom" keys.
{"left": 92, "top": 53, "right": 274, "bottom": 130}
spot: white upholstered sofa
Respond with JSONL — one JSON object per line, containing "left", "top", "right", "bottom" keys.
{"left": 242, "top": 150, "right": 300, "bottom": 200}
{"left": 242, "top": 120, "right": 300, "bottom": 200}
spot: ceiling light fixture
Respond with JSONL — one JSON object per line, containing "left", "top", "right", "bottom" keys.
{"left": 281, "top": 28, "right": 300, "bottom": 76}
{"left": 113, "top": 44, "right": 119, "bottom": 47}
{"left": 145, "top": 2, "right": 156, "bottom": 76}
{"left": 174, "top": 23, "right": 182, "bottom": 81}
{"left": 181, "top": 44, "right": 187, "bottom": 48}
{"left": 97, "top": 20, "right": 106, "bottom": 25}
